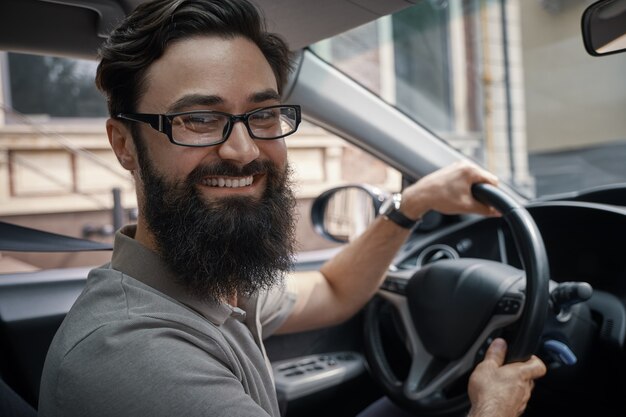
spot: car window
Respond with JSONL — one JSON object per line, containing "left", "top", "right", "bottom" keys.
{"left": 0, "top": 52, "right": 400, "bottom": 273}
{"left": 311, "top": 0, "right": 626, "bottom": 199}
{"left": 6, "top": 53, "right": 107, "bottom": 118}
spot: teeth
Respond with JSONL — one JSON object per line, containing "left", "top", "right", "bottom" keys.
{"left": 203, "top": 176, "right": 254, "bottom": 188}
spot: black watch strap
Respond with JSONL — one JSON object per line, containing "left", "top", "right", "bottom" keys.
{"left": 385, "top": 208, "right": 418, "bottom": 229}
{"left": 380, "top": 193, "right": 419, "bottom": 229}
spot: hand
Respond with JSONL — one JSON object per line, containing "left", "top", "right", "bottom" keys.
{"left": 400, "top": 161, "right": 500, "bottom": 219}
{"left": 467, "top": 338, "right": 547, "bottom": 417}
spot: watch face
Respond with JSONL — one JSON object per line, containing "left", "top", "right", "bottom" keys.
{"left": 391, "top": 193, "right": 402, "bottom": 209}
{"left": 378, "top": 195, "right": 399, "bottom": 215}
{"left": 379, "top": 196, "right": 395, "bottom": 215}
{"left": 379, "top": 194, "right": 402, "bottom": 216}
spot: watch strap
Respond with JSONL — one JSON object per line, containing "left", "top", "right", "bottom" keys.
{"left": 385, "top": 207, "right": 418, "bottom": 229}
{"left": 382, "top": 193, "right": 419, "bottom": 229}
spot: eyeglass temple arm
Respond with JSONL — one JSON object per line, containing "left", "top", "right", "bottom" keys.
{"left": 117, "top": 113, "right": 164, "bottom": 132}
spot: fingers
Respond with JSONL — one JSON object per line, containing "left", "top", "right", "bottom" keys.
{"left": 452, "top": 162, "right": 501, "bottom": 216}
{"left": 441, "top": 162, "right": 500, "bottom": 216}
{"left": 484, "top": 340, "right": 546, "bottom": 381}
{"left": 402, "top": 161, "right": 500, "bottom": 217}
{"left": 483, "top": 337, "right": 507, "bottom": 366}
{"left": 471, "top": 201, "right": 502, "bottom": 217}
{"left": 485, "top": 206, "right": 502, "bottom": 217}
{"left": 455, "top": 161, "right": 499, "bottom": 186}
{"left": 520, "top": 355, "right": 547, "bottom": 380}
{"left": 469, "top": 340, "right": 545, "bottom": 417}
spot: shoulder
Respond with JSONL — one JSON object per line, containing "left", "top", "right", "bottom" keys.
{"left": 49, "top": 266, "right": 236, "bottom": 367}
{"left": 39, "top": 314, "right": 240, "bottom": 417}
{"left": 42, "top": 267, "right": 237, "bottom": 397}
{"left": 249, "top": 277, "right": 298, "bottom": 338}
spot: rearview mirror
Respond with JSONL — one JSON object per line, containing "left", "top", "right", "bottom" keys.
{"left": 582, "top": 0, "right": 626, "bottom": 56}
{"left": 310, "top": 185, "right": 386, "bottom": 243}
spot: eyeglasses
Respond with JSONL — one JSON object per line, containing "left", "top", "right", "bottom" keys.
{"left": 117, "top": 104, "right": 301, "bottom": 147}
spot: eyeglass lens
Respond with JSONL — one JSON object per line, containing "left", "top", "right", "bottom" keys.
{"left": 170, "top": 106, "right": 298, "bottom": 145}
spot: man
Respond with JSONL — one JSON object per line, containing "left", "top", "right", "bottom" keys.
{"left": 38, "top": 0, "right": 546, "bottom": 416}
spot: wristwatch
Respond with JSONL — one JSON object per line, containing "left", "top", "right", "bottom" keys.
{"left": 378, "top": 193, "right": 419, "bottom": 229}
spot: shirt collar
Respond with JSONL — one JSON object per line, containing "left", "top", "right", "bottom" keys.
{"left": 110, "top": 225, "right": 246, "bottom": 325}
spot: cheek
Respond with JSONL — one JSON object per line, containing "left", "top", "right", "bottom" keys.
{"left": 258, "top": 139, "right": 288, "bottom": 167}
{"left": 145, "top": 139, "right": 212, "bottom": 179}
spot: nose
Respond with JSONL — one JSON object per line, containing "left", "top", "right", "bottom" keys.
{"left": 216, "top": 121, "right": 260, "bottom": 164}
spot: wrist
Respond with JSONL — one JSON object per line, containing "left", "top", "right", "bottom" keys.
{"left": 467, "top": 402, "right": 516, "bottom": 417}
{"left": 467, "top": 404, "right": 490, "bottom": 417}
{"left": 379, "top": 193, "right": 420, "bottom": 229}
{"left": 399, "top": 189, "right": 429, "bottom": 221}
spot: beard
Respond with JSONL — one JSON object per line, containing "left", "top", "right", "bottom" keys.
{"left": 136, "top": 152, "right": 297, "bottom": 302}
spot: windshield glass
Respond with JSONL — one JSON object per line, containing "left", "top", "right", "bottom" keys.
{"left": 312, "top": 0, "right": 626, "bottom": 199}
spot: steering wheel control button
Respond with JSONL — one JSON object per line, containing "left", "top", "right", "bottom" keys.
{"left": 273, "top": 352, "right": 365, "bottom": 401}
{"left": 475, "top": 336, "right": 495, "bottom": 362}
{"left": 495, "top": 295, "right": 523, "bottom": 315}
{"left": 380, "top": 278, "right": 407, "bottom": 294}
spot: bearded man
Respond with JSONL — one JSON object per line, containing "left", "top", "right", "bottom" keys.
{"left": 39, "top": 1, "right": 545, "bottom": 416}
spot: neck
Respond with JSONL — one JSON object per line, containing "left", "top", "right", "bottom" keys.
{"left": 133, "top": 216, "right": 160, "bottom": 254}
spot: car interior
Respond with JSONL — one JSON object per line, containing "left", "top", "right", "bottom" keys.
{"left": 1, "top": 0, "right": 626, "bottom": 416}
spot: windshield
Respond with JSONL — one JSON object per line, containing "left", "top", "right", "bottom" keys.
{"left": 312, "top": 0, "right": 626, "bottom": 199}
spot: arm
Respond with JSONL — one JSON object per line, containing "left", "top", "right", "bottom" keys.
{"left": 277, "top": 161, "right": 499, "bottom": 334}
{"left": 468, "top": 338, "right": 547, "bottom": 417}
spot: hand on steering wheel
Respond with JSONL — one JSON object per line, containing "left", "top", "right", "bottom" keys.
{"left": 363, "top": 183, "right": 550, "bottom": 415}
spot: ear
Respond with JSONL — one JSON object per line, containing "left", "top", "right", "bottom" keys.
{"left": 107, "top": 118, "right": 139, "bottom": 171}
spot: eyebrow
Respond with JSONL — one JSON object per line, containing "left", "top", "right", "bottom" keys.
{"left": 249, "top": 89, "right": 281, "bottom": 103}
{"left": 167, "top": 94, "right": 223, "bottom": 113}
{"left": 166, "top": 89, "right": 281, "bottom": 114}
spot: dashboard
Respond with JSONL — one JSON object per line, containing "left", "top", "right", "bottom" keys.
{"left": 392, "top": 201, "right": 626, "bottom": 298}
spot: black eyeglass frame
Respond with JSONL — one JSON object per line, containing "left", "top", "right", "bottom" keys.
{"left": 116, "top": 104, "right": 302, "bottom": 147}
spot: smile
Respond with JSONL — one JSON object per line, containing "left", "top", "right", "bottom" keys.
{"left": 201, "top": 176, "right": 254, "bottom": 188}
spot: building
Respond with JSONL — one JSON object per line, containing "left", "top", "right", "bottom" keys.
{"left": 0, "top": 52, "right": 399, "bottom": 271}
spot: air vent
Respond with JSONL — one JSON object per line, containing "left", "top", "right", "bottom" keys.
{"left": 416, "top": 244, "right": 459, "bottom": 266}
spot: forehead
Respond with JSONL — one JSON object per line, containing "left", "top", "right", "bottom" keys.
{"left": 139, "top": 35, "right": 279, "bottom": 112}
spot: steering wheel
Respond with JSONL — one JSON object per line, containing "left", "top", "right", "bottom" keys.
{"left": 363, "top": 183, "right": 550, "bottom": 416}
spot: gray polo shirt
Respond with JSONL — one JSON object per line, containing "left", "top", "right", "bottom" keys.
{"left": 39, "top": 226, "right": 297, "bottom": 417}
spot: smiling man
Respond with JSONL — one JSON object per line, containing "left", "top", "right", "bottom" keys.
{"left": 113, "top": 34, "right": 297, "bottom": 305}
{"left": 38, "top": 1, "right": 545, "bottom": 416}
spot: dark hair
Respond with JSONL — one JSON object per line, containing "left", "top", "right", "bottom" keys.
{"left": 95, "top": 0, "right": 293, "bottom": 117}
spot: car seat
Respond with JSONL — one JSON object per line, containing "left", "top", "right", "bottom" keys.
{"left": 0, "top": 378, "right": 37, "bottom": 417}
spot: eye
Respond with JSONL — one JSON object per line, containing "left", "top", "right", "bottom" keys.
{"left": 249, "top": 108, "right": 280, "bottom": 126}
{"left": 174, "top": 113, "right": 225, "bottom": 133}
